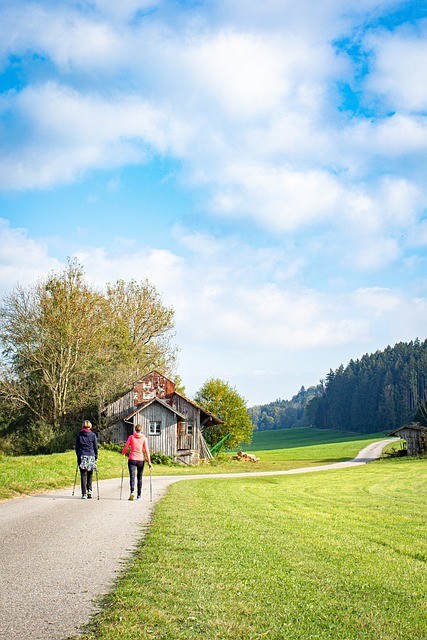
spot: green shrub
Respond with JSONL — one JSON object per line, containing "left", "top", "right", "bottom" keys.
{"left": 100, "top": 444, "right": 179, "bottom": 466}
{"left": 101, "top": 442, "right": 125, "bottom": 453}
{"left": 151, "top": 451, "right": 179, "bottom": 466}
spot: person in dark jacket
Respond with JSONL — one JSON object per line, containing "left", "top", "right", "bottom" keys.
{"left": 75, "top": 420, "right": 98, "bottom": 499}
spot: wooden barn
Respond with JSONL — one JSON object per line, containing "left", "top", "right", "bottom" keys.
{"left": 102, "top": 371, "right": 221, "bottom": 465}
{"left": 388, "top": 423, "right": 427, "bottom": 456}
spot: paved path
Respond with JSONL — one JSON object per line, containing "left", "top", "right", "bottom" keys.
{"left": 0, "top": 439, "right": 395, "bottom": 640}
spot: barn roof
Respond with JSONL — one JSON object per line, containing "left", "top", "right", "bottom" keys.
{"left": 124, "top": 397, "right": 187, "bottom": 422}
{"left": 174, "top": 391, "right": 223, "bottom": 428}
{"left": 388, "top": 423, "right": 427, "bottom": 436}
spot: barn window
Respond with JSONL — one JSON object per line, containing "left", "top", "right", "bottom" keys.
{"left": 187, "top": 421, "right": 194, "bottom": 435}
{"left": 149, "top": 420, "right": 161, "bottom": 435}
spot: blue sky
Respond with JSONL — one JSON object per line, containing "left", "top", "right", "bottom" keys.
{"left": 0, "top": 0, "right": 426, "bottom": 405}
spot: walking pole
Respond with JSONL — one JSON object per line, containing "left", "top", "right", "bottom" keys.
{"left": 149, "top": 465, "right": 153, "bottom": 503}
{"left": 95, "top": 467, "right": 100, "bottom": 500}
{"left": 120, "top": 455, "right": 125, "bottom": 500}
{"left": 72, "top": 464, "right": 78, "bottom": 496}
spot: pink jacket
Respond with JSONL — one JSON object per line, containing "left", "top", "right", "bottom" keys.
{"left": 122, "top": 433, "right": 151, "bottom": 464}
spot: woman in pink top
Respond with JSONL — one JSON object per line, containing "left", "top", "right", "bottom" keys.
{"left": 121, "top": 424, "right": 152, "bottom": 501}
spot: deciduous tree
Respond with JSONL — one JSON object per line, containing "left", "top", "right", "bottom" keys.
{"left": 0, "top": 260, "right": 176, "bottom": 451}
{"left": 194, "top": 377, "right": 253, "bottom": 450}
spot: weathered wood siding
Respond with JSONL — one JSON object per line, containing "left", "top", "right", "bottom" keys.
{"left": 133, "top": 404, "right": 177, "bottom": 456}
{"left": 174, "top": 397, "right": 200, "bottom": 425}
{"left": 105, "top": 390, "right": 135, "bottom": 424}
{"left": 103, "top": 419, "right": 132, "bottom": 443}
{"left": 172, "top": 395, "right": 200, "bottom": 450}
{"left": 400, "top": 427, "right": 427, "bottom": 455}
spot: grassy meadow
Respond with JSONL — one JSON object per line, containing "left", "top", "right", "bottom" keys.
{"left": 0, "top": 428, "right": 389, "bottom": 500}
{"left": 78, "top": 456, "right": 427, "bottom": 640}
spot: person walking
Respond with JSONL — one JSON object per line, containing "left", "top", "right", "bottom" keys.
{"left": 75, "top": 420, "right": 98, "bottom": 499}
{"left": 121, "top": 424, "right": 152, "bottom": 501}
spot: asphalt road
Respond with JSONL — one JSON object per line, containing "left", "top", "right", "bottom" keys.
{"left": 0, "top": 439, "right": 395, "bottom": 640}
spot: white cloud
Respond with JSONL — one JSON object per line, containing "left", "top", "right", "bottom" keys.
{"left": 0, "top": 3, "right": 125, "bottom": 72}
{"left": 0, "top": 218, "right": 60, "bottom": 293}
{"left": 210, "top": 164, "right": 343, "bottom": 231}
{"left": 365, "top": 22, "right": 427, "bottom": 112}
{"left": 0, "top": 83, "right": 194, "bottom": 189}
{"left": 345, "top": 115, "right": 427, "bottom": 167}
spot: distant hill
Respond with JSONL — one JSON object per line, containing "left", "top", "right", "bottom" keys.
{"left": 249, "top": 385, "right": 320, "bottom": 431}
{"left": 249, "top": 339, "right": 427, "bottom": 434}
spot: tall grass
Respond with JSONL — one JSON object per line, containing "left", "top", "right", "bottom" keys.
{"left": 79, "top": 457, "right": 427, "bottom": 640}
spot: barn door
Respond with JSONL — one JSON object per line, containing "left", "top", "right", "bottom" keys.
{"left": 177, "top": 421, "right": 191, "bottom": 450}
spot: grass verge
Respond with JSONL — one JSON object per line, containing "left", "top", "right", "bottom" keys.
{"left": 0, "top": 450, "right": 124, "bottom": 500}
{"left": 78, "top": 457, "right": 427, "bottom": 640}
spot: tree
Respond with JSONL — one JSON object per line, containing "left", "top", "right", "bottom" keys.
{"left": 97, "top": 278, "right": 176, "bottom": 413}
{"left": 0, "top": 260, "right": 176, "bottom": 452}
{"left": 414, "top": 401, "right": 427, "bottom": 427}
{"left": 0, "top": 260, "right": 106, "bottom": 428}
{"left": 194, "top": 378, "right": 253, "bottom": 450}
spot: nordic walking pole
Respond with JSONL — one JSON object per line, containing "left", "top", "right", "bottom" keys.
{"left": 72, "top": 463, "right": 78, "bottom": 496}
{"left": 95, "top": 467, "right": 100, "bottom": 500}
{"left": 120, "top": 455, "right": 125, "bottom": 500}
{"left": 149, "top": 465, "right": 153, "bottom": 503}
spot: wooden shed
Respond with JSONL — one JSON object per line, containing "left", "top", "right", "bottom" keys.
{"left": 102, "top": 371, "right": 221, "bottom": 465}
{"left": 388, "top": 423, "right": 427, "bottom": 456}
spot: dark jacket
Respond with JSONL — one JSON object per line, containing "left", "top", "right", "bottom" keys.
{"left": 75, "top": 428, "right": 98, "bottom": 462}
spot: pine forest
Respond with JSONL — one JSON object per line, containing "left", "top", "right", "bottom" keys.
{"left": 250, "top": 339, "right": 427, "bottom": 434}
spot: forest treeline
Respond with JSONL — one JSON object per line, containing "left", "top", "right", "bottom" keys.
{"left": 250, "top": 339, "right": 427, "bottom": 434}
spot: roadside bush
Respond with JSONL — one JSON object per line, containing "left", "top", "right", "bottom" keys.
{"left": 101, "top": 442, "right": 124, "bottom": 454}
{"left": 151, "top": 451, "right": 179, "bottom": 466}
{"left": 100, "top": 444, "right": 179, "bottom": 466}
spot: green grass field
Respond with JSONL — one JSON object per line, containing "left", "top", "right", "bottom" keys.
{"left": 245, "top": 426, "right": 366, "bottom": 450}
{"left": 78, "top": 456, "right": 427, "bottom": 640}
{"left": 0, "top": 428, "right": 389, "bottom": 499}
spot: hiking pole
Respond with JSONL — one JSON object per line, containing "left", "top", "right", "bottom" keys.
{"left": 120, "top": 455, "right": 125, "bottom": 500}
{"left": 72, "top": 464, "right": 78, "bottom": 496}
{"left": 149, "top": 465, "right": 153, "bottom": 502}
{"left": 95, "top": 467, "right": 100, "bottom": 500}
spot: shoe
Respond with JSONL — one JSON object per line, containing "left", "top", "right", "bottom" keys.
{"left": 82, "top": 495, "right": 87, "bottom": 499}
{"left": 129, "top": 493, "right": 135, "bottom": 501}
{"left": 87, "top": 492, "right": 92, "bottom": 499}
{"left": 136, "top": 495, "right": 141, "bottom": 500}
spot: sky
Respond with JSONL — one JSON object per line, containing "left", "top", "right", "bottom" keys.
{"left": 0, "top": 0, "right": 427, "bottom": 406}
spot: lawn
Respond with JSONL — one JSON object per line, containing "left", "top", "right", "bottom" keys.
{"left": 78, "top": 457, "right": 427, "bottom": 640}
{"left": 0, "top": 428, "right": 390, "bottom": 499}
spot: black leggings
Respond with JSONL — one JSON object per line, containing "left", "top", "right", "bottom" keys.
{"left": 80, "top": 469, "right": 93, "bottom": 495}
{"left": 128, "top": 460, "right": 145, "bottom": 495}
